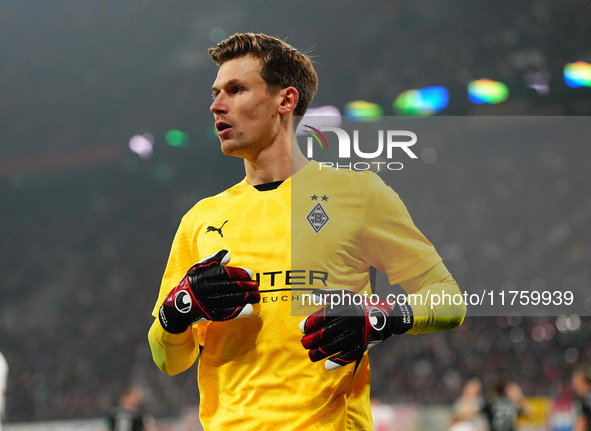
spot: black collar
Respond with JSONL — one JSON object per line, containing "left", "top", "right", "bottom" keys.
{"left": 253, "top": 181, "right": 284, "bottom": 191}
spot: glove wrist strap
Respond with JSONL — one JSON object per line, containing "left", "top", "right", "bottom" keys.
{"left": 159, "top": 305, "right": 191, "bottom": 334}
{"left": 389, "top": 302, "right": 414, "bottom": 334}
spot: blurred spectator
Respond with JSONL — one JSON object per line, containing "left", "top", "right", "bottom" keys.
{"left": 101, "top": 385, "right": 156, "bottom": 431}
{"left": 571, "top": 366, "right": 591, "bottom": 431}
{"left": 454, "top": 378, "right": 531, "bottom": 431}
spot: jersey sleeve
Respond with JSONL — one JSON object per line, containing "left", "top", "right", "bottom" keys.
{"left": 148, "top": 213, "right": 201, "bottom": 375}
{"left": 360, "top": 174, "right": 441, "bottom": 285}
{"left": 360, "top": 173, "right": 465, "bottom": 333}
{"left": 399, "top": 261, "right": 466, "bottom": 333}
{"left": 151, "top": 214, "right": 198, "bottom": 317}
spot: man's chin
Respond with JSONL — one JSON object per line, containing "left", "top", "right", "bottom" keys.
{"left": 220, "top": 141, "right": 245, "bottom": 158}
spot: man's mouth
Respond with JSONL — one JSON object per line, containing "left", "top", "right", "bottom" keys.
{"left": 216, "top": 121, "right": 232, "bottom": 137}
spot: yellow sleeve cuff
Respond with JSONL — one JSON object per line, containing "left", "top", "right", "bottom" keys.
{"left": 148, "top": 319, "right": 199, "bottom": 375}
{"left": 400, "top": 262, "right": 466, "bottom": 334}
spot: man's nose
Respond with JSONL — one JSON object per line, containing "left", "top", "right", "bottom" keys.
{"left": 210, "top": 94, "right": 227, "bottom": 114}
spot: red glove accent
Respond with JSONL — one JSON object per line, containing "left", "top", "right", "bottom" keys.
{"left": 159, "top": 250, "right": 259, "bottom": 333}
{"left": 300, "top": 289, "right": 412, "bottom": 370}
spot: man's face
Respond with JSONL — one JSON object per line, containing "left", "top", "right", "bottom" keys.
{"left": 210, "top": 55, "right": 283, "bottom": 159}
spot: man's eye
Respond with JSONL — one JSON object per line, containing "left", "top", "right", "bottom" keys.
{"left": 231, "top": 87, "right": 243, "bottom": 94}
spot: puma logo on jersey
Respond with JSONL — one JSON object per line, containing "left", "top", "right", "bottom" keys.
{"left": 206, "top": 220, "right": 228, "bottom": 237}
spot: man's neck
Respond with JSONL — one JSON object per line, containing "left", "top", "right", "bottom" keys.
{"left": 244, "top": 138, "right": 309, "bottom": 185}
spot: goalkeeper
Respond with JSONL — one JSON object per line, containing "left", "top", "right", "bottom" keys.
{"left": 148, "top": 32, "right": 466, "bottom": 430}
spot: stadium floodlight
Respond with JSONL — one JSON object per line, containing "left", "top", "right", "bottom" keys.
{"left": 129, "top": 134, "right": 154, "bottom": 159}
{"left": 344, "top": 100, "right": 383, "bottom": 122}
{"left": 165, "top": 129, "right": 189, "bottom": 147}
{"left": 393, "top": 86, "right": 449, "bottom": 116}
{"left": 467, "top": 79, "right": 510, "bottom": 104}
{"left": 563, "top": 61, "right": 591, "bottom": 88}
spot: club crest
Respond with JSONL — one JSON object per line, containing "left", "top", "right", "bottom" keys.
{"left": 306, "top": 203, "right": 330, "bottom": 234}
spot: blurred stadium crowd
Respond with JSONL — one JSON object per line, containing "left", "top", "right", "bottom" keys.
{"left": 2, "top": 121, "right": 590, "bottom": 422}
{"left": 1, "top": 0, "right": 590, "bottom": 423}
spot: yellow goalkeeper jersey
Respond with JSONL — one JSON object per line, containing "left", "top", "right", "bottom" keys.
{"left": 150, "top": 160, "right": 462, "bottom": 430}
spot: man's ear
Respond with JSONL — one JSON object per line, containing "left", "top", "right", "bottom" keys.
{"left": 277, "top": 86, "right": 299, "bottom": 115}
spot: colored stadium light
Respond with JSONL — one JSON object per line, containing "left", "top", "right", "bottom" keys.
{"left": 296, "top": 105, "right": 342, "bottom": 136}
{"left": 165, "top": 129, "right": 189, "bottom": 147}
{"left": 525, "top": 70, "right": 550, "bottom": 96}
{"left": 467, "top": 79, "right": 509, "bottom": 104}
{"left": 344, "top": 100, "right": 383, "bottom": 122}
{"left": 206, "top": 123, "right": 219, "bottom": 140}
{"left": 128, "top": 134, "right": 154, "bottom": 159}
{"left": 304, "top": 105, "right": 342, "bottom": 118}
{"left": 393, "top": 86, "right": 449, "bottom": 116}
{"left": 563, "top": 61, "right": 591, "bottom": 88}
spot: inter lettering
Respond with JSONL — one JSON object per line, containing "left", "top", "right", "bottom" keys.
{"left": 286, "top": 270, "right": 305, "bottom": 285}
{"left": 309, "top": 270, "right": 328, "bottom": 286}
{"left": 255, "top": 269, "right": 329, "bottom": 287}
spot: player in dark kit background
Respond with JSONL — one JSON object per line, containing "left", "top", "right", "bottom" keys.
{"left": 572, "top": 366, "right": 591, "bottom": 431}
{"left": 102, "top": 386, "right": 156, "bottom": 431}
{"left": 455, "top": 378, "right": 530, "bottom": 431}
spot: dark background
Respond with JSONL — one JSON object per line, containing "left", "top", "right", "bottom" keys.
{"left": 1, "top": 0, "right": 590, "bottom": 422}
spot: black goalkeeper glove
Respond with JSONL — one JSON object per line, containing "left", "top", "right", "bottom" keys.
{"left": 158, "top": 250, "right": 260, "bottom": 334}
{"left": 299, "top": 289, "right": 413, "bottom": 370}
